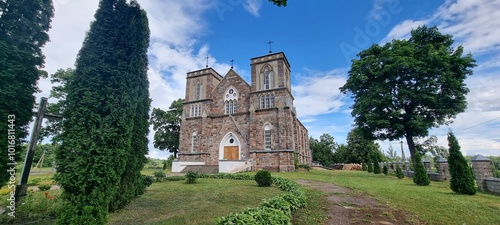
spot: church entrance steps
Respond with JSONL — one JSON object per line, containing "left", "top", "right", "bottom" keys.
{"left": 181, "top": 165, "right": 219, "bottom": 174}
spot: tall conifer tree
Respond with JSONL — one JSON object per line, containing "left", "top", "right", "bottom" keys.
{"left": 413, "top": 151, "right": 430, "bottom": 186}
{"left": 0, "top": 0, "right": 54, "bottom": 187}
{"left": 55, "top": 0, "right": 150, "bottom": 223}
{"left": 448, "top": 131, "right": 476, "bottom": 195}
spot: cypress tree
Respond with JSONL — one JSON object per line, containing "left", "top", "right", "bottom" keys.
{"left": 373, "top": 153, "right": 381, "bottom": 174}
{"left": 0, "top": 0, "right": 54, "bottom": 187}
{"left": 382, "top": 165, "right": 388, "bottom": 176}
{"left": 448, "top": 132, "right": 476, "bottom": 195}
{"left": 396, "top": 164, "right": 404, "bottom": 179}
{"left": 367, "top": 154, "right": 374, "bottom": 173}
{"left": 55, "top": 0, "right": 150, "bottom": 223}
{"left": 413, "top": 152, "right": 430, "bottom": 186}
{"left": 361, "top": 162, "right": 367, "bottom": 171}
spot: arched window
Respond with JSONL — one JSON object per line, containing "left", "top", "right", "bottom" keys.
{"left": 260, "top": 94, "right": 274, "bottom": 109}
{"left": 191, "top": 131, "right": 197, "bottom": 152}
{"left": 194, "top": 81, "right": 202, "bottom": 100}
{"left": 224, "top": 87, "right": 238, "bottom": 114}
{"left": 225, "top": 100, "right": 237, "bottom": 114}
{"left": 261, "top": 65, "right": 274, "bottom": 90}
{"left": 264, "top": 124, "right": 271, "bottom": 150}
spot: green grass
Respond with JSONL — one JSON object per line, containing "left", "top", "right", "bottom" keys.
{"left": 4, "top": 169, "right": 497, "bottom": 225}
{"left": 107, "top": 178, "right": 284, "bottom": 225}
{"left": 278, "top": 170, "right": 500, "bottom": 225}
{"left": 291, "top": 187, "right": 328, "bottom": 225}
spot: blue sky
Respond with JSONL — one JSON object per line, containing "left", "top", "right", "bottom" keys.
{"left": 39, "top": 0, "right": 500, "bottom": 159}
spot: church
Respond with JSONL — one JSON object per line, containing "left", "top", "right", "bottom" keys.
{"left": 172, "top": 52, "right": 312, "bottom": 173}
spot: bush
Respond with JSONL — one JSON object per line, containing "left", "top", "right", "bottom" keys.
{"left": 38, "top": 185, "right": 51, "bottom": 191}
{"left": 28, "top": 178, "right": 42, "bottom": 186}
{"left": 362, "top": 162, "right": 367, "bottom": 171}
{"left": 185, "top": 171, "right": 198, "bottom": 184}
{"left": 153, "top": 170, "right": 166, "bottom": 178}
{"left": 413, "top": 152, "right": 430, "bottom": 186}
{"left": 217, "top": 207, "right": 290, "bottom": 225}
{"left": 142, "top": 175, "right": 154, "bottom": 187}
{"left": 297, "top": 164, "right": 311, "bottom": 171}
{"left": 448, "top": 132, "right": 476, "bottom": 195}
{"left": 217, "top": 175, "right": 305, "bottom": 225}
{"left": 395, "top": 164, "right": 404, "bottom": 179}
{"left": 382, "top": 165, "right": 388, "bottom": 176}
{"left": 255, "top": 170, "right": 272, "bottom": 187}
{"left": 373, "top": 154, "right": 381, "bottom": 174}
{"left": 367, "top": 155, "right": 374, "bottom": 173}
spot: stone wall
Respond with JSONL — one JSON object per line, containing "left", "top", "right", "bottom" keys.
{"left": 485, "top": 178, "right": 500, "bottom": 194}
{"left": 471, "top": 155, "right": 498, "bottom": 194}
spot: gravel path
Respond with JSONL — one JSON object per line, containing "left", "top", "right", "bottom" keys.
{"left": 296, "top": 179, "right": 418, "bottom": 225}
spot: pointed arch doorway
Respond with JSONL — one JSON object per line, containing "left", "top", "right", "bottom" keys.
{"left": 219, "top": 132, "right": 240, "bottom": 160}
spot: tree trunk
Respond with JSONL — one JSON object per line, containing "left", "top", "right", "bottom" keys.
{"left": 405, "top": 134, "right": 416, "bottom": 165}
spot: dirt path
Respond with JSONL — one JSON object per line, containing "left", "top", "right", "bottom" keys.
{"left": 296, "top": 179, "right": 417, "bottom": 225}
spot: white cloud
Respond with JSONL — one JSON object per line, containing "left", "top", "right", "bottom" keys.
{"left": 380, "top": 19, "right": 428, "bottom": 44}
{"left": 39, "top": 0, "right": 229, "bottom": 159}
{"left": 436, "top": 0, "right": 500, "bottom": 54}
{"left": 244, "top": 0, "right": 263, "bottom": 17}
{"left": 293, "top": 68, "right": 348, "bottom": 121}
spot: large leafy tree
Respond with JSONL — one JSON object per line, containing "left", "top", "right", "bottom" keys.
{"left": 310, "top": 133, "right": 337, "bottom": 166}
{"left": 269, "top": 0, "right": 287, "bottom": 7}
{"left": 340, "top": 26, "right": 476, "bottom": 163}
{"left": 150, "top": 98, "right": 184, "bottom": 158}
{"left": 55, "top": 0, "right": 150, "bottom": 224}
{"left": 344, "top": 127, "right": 383, "bottom": 163}
{"left": 0, "top": 0, "right": 54, "bottom": 187}
{"left": 39, "top": 68, "right": 74, "bottom": 144}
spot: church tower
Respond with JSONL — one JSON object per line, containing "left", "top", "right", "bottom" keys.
{"left": 250, "top": 52, "right": 294, "bottom": 112}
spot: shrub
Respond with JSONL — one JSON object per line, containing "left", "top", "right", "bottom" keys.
{"left": 297, "top": 164, "right": 311, "bottom": 171}
{"left": 28, "top": 178, "right": 42, "bottom": 186}
{"left": 395, "top": 164, "right": 404, "bottom": 179}
{"left": 362, "top": 162, "right": 367, "bottom": 171}
{"left": 382, "top": 165, "right": 388, "bottom": 176}
{"left": 38, "top": 185, "right": 51, "bottom": 191}
{"left": 373, "top": 154, "right": 381, "bottom": 174}
{"left": 217, "top": 175, "right": 305, "bottom": 225}
{"left": 142, "top": 175, "right": 154, "bottom": 187}
{"left": 448, "top": 132, "right": 476, "bottom": 195}
{"left": 185, "top": 171, "right": 198, "bottom": 184}
{"left": 367, "top": 155, "right": 374, "bottom": 173}
{"left": 255, "top": 170, "right": 272, "bottom": 187}
{"left": 153, "top": 170, "right": 166, "bottom": 178}
{"left": 413, "top": 152, "right": 430, "bottom": 186}
{"left": 217, "top": 207, "right": 290, "bottom": 225}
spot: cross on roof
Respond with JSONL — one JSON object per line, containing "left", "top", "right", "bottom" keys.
{"left": 267, "top": 40, "right": 273, "bottom": 53}
{"left": 205, "top": 55, "right": 209, "bottom": 68}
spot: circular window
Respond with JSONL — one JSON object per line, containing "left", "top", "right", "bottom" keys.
{"left": 229, "top": 138, "right": 234, "bottom": 144}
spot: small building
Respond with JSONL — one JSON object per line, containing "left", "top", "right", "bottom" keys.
{"left": 172, "top": 52, "right": 311, "bottom": 173}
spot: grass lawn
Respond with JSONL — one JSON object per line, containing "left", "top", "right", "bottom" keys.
{"left": 107, "top": 178, "right": 284, "bottom": 225}
{"left": 278, "top": 169, "right": 500, "bottom": 225}
{"left": 3, "top": 169, "right": 498, "bottom": 225}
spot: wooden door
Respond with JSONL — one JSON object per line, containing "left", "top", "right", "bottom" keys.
{"left": 223, "top": 146, "right": 239, "bottom": 160}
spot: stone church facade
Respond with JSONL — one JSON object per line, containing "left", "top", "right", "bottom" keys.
{"left": 172, "top": 52, "right": 312, "bottom": 173}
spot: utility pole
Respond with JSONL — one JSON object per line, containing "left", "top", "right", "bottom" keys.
{"left": 15, "top": 97, "right": 62, "bottom": 203}
{"left": 400, "top": 140, "right": 406, "bottom": 162}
